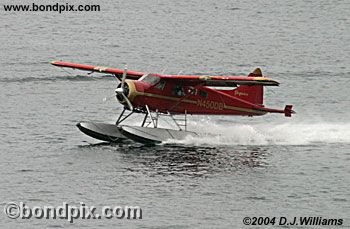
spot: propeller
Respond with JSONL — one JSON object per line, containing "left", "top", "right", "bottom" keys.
{"left": 115, "top": 66, "right": 134, "bottom": 111}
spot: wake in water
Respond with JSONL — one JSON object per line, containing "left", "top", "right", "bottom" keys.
{"left": 164, "top": 120, "right": 350, "bottom": 146}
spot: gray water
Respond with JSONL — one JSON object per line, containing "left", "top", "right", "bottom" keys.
{"left": 1, "top": 0, "right": 350, "bottom": 228}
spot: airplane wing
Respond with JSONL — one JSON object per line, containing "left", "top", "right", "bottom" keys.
{"left": 159, "top": 74, "right": 279, "bottom": 87}
{"left": 51, "top": 61, "right": 145, "bottom": 79}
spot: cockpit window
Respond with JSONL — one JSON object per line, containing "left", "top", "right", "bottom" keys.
{"left": 140, "top": 74, "right": 160, "bottom": 86}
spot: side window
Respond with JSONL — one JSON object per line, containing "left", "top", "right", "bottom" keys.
{"left": 172, "top": 85, "right": 185, "bottom": 97}
{"left": 154, "top": 81, "right": 166, "bottom": 90}
{"left": 199, "top": 90, "right": 208, "bottom": 98}
{"left": 184, "top": 86, "right": 197, "bottom": 95}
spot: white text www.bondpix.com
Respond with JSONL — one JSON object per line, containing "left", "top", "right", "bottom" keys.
{"left": 4, "top": 202, "right": 142, "bottom": 223}
{"left": 2, "top": 3, "right": 101, "bottom": 13}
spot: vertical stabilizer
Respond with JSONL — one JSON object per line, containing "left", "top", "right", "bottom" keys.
{"left": 248, "top": 68, "right": 262, "bottom": 77}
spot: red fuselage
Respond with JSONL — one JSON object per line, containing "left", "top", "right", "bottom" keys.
{"left": 120, "top": 76, "right": 284, "bottom": 116}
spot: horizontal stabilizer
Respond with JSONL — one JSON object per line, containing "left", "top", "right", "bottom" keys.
{"left": 284, "top": 105, "right": 295, "bottom": 117}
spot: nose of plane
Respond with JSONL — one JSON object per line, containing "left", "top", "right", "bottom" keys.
{"left": 115, "top": 81, "right": 129, "bottom": 104}
{"left": 115, "top": 80, "right": 137, "bottom": 110}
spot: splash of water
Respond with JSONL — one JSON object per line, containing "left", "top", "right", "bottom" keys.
{"left": 165, "top": 120, "right": 350, "bottom": 146}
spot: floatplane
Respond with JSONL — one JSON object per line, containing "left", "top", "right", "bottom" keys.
{"left": 51, "top": 61, "right": 295, "bottom": 144}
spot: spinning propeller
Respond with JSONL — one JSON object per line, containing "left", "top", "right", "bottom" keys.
{"left": 115, "top": 66, "right": 134, "bottom": 110}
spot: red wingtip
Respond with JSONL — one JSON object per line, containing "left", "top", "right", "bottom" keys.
{"left": 50, "top": 60, "right": 63, "bottom": 66}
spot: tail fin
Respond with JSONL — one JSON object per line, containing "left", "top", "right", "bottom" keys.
{"left": 232, "top": 68, "right": 264, "bottom": 106}
{"left": 248, "top": 68, "right": 262, "bottom": 77}
{"left": 284, "top": 105, "right": 295, "bottom": 117}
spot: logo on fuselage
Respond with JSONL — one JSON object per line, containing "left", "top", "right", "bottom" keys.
{"left": 234, "top": 91, "right": 248, "bottom": 96}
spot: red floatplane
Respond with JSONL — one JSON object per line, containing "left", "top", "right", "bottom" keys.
{"left": 51, "top": 61, "right": 295, "bottom": 144}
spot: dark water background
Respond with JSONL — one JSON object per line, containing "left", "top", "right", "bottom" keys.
{"left": 1, "top": 0, "right": 349, "bottom": 228}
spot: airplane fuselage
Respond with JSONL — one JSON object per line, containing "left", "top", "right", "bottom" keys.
{"left": 121, "top": 78, "right": 275, "bottom": 116}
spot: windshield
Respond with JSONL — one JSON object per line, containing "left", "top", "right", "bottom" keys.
{"left": 140, "top": 74, "right": 160, "bottom": 86}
